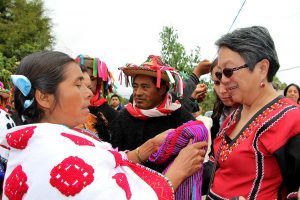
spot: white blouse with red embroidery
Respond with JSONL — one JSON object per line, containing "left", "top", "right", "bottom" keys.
{"left": 0, "top": 123, "right": 174, "bottom": 200}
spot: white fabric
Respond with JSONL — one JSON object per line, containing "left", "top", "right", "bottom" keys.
{"left": 0, "top": 123, "right": 158, "bottom": 200}
{"left": 196, "top": 115, "right": 213, "bottom": 162}
{"left": 0, "top": 108, "right": 15, "bottom": 133}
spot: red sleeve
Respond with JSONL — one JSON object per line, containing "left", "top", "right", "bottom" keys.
{"left": 260, "top": 107, "right": 300, "bottom": 153}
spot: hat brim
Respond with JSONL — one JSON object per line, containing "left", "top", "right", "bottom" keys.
{"left": 121, "top": 67, "right": 169, "bottom": 82}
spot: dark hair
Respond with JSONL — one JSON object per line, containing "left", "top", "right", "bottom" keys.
{"left": 283, "top": 83, "right": 300, "bottom": 99}
{"left": 215, "top": 26, "right": 280, "bottom": 82}
{"left": 209, "top": 58, "right": 224, "bottom": 120}
{"left": 14, "top": 51, "right": 75, "bottom": 124}
{"left": 111, "top": 94, "right": 120, "bottom": 99}
{"left": 80, "top": 65, "right": 89, "bottom": 74}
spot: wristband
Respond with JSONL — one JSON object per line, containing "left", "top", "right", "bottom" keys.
{"left": 136, "top": 147, "right": 145, "bottom": 163}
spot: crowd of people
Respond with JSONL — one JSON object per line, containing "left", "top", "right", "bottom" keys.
{"left": 0, "top": 25, "right": 299, "bottom": 200}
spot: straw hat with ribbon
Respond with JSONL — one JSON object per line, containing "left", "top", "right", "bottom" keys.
{"left": 119, "top": 55, "right": 184, "bottom": 97}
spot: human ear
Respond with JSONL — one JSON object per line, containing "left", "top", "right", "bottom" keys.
{"left": 34, "top": 89, "right": 55, "bottom": 110}
{"left": 258, "top": 59, "right": 270, "bottom": 80}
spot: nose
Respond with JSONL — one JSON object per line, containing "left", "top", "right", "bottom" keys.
{"left": 135, "top": 87, "right": 143, "bottom": 96}
{"left": 220, "top": 74, "right": 230, "bottom": 88}
{"left": 219, "top": 82, "right": 228, "bottom": 94}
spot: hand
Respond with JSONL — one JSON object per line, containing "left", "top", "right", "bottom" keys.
{"left": 191, "top": 83, "right": 208, "bottom": 102}
{"left": 193, "top": 59, "right": 211, "bottom": 78}
{"left": 164, "top": 141, "right": 207, "bottom": 191}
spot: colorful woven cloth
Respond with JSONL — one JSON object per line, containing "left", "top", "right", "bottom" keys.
{"left": 149, "top": 120, "right": 208, "bottom": 200}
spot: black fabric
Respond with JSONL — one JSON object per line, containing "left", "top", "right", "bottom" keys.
{"left": 202, "top": 160, "right": 214, "bottom": 195}
{"left": 209, "top": 116, "right": 221, "bottom": 157}
{"left": 274, "top": 134, "right": 300, "bottom": 198}
{"left": 171, "top": 73, "right": 200, "bottom": 113}
{"left": 89, "top": 102, "right": 119, "bottom": 142}
{"left": 110, "top": 107, "right": 195, "bottom": 172}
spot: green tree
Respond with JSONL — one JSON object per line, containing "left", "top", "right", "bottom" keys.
{"left": 272, "top": 76, "right": 287, "bottom": 90}
{"left": 0, "top": 0, "right": 54, "bottom": 87}
{"left": 159, "top": 26, "right": 214, "bottom": 113}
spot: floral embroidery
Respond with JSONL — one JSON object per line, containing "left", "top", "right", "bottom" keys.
{"left": 6, "top": 126, "right": 36, "bottom": 149}
{"left": 4, "top": 165, "right": 29, "bottom": 200}
{"left": 61, "top": 132, "right": 95, "bottom": 147}
{"left": 112, "top": 173, "right": 132, "bottom": 200}
{"left": 50, "top": 156, "right": 94, "bottom": 196}
{"left": 220, "top": 99, "right": 288, "bottom": 162}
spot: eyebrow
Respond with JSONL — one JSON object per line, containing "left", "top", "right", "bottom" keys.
{"left": 74, "top": 76, "right": 84, "bottom": 82}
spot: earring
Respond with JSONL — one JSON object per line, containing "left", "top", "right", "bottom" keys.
{"left": 260, "top": 82, "right": 265, "bottom": 88}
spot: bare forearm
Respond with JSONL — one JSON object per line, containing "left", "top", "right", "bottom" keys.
{"left": 127, "top": 139, "right": 156, "bottom": 164}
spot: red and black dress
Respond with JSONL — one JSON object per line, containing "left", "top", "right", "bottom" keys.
{"left": 206, "top": 96, "right": 300, "bottom": 200}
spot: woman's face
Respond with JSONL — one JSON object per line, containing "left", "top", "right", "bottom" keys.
{"left": 86, "top": 68, "right": 98, "bottom": 94}
{"left": 47, "top": 62, "right": 93, "bottom": 128}
{"left": 286, "top": 85, "right": 299, "bottom": 103}
{"left": 211, "top": 66, "right": 236, "bottom": 107}
{"left": 217, "top": 47, "right": 262, "bottom": 105}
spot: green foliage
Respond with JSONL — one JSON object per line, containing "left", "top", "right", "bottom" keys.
{"left": 159, "top": 26, "right": 201, "bottom": 75}
{"left": 272, "top": 76, "right": 287, "bottom": 90}
{"left": 0, "top": 53, "right": 17, "bottom": 88}
{"left": 0, "top": 0, "right": 53, "bottom": 87}
{"left": 159, "top": 26, "right": 214, "bottom": 113}
{"left": 199, "top": 79, "right": 215, "bottom": 113}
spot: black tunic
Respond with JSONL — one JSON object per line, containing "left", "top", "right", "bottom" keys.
{"left": 110, "top": 107, "right": 195, "bottom": 172}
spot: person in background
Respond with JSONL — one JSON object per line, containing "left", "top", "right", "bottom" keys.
{"left": 209, "top": 58, "right": 240, "bottom": 152}
{"left": 110, "top": 94, "right": 124, "bottom": 111}
{"left": 0, "top": 51, "right": 206, "bottom": 200}
{"left": 204, "top": 26, "right": 300, "bottom": 199}
{"left": 283, "top": 83, "right": 300, "bottom": 104}
{"left": 0, "top": 82, "right": 11, "bottom": 112}
{"left": 178, "top": 59, "right": 211, "bottom": 113}
{"left": 75, "top": 65, "right": 110, "bottom": 140}
{"left": 110, "top": 55, "right": 202, "bottom": 173}
{"left": 75, "top": 55, "right": 119, "bottom": 142}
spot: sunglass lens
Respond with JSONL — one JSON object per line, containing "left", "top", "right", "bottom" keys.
{"left": 223, "top": 68, "right": 233, "bottom": 78}
{"left": 215, "top": 72, "right": 222, "bottom": 80}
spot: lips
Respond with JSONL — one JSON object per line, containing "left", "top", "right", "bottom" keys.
{"left": 221, "top": 97, "right": 232, "bottom": 101}
{"left": 135, "top": 98, "right": 145, "bottom": 103}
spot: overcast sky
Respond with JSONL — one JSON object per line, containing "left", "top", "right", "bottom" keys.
{"left": 44, "top": 0, "right": 300, "bottom": 98}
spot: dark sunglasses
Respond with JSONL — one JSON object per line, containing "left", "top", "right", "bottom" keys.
{"left": 215, "top": 64, "right": 248, "bottom": 81}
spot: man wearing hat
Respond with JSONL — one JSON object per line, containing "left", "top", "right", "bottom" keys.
{"left": 110, "top": 55, "right": 197, "bottom": 172}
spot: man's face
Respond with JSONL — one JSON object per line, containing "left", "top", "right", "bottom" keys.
{"left": 110, "top": 97, "right": 120, "bottom": 107}
{"left": 132, "top": 75, "right": 166, "bottom": 109}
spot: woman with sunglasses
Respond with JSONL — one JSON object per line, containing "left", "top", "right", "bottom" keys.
{"left": 0, "top": 51, "right": 206, "bottom": 200}
{"left": 205, "top": 26, "right": 300, "bottom": 199}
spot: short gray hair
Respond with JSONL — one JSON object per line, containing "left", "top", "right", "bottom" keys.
{"left": 215, "top": 26, "right": 280, "bottom": 82}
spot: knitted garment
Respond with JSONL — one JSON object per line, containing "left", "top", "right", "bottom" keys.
{"left": 149, "top": 120, "right": 208, "bottom": 200}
